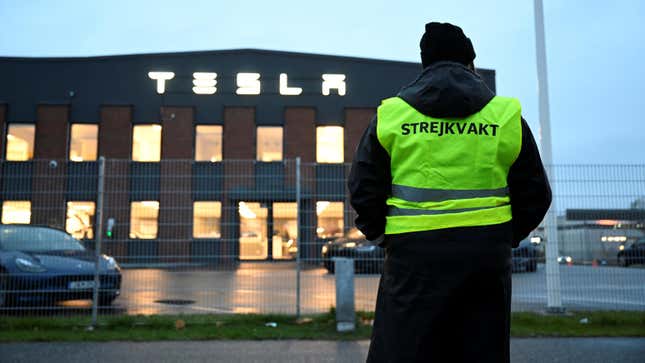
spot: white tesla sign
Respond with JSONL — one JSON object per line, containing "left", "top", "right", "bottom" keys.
{"left": 148, "top": 71, "right": 346, "bottom": 96}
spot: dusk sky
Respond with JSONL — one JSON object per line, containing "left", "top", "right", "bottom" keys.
{"left": 1, "top": 0, "right": 643, "bottom": 164}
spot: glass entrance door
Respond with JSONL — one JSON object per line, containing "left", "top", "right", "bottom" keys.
{"left": 239, "top": 202, "right": 268, "bottom": 260}
{"left": 272, "top": 202, "right": 298, "bottom": 259}
{"left": 238, "top": 201, "right": 298, "bottom": 260}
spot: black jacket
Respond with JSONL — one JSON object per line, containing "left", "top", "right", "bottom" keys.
{"left": 348, "top": 61, "right": 551, "bottom": 248}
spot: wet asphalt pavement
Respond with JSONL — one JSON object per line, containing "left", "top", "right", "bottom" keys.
{"left": 4, "top": 262, "right": 643, "bottom": 316}
{"left": 1, "top": 338, "right": 645, "bottom": 363}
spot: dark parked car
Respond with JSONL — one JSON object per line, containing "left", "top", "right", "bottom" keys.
{"left": 321, "top": 229, "right": 384, "bottom": 274}
{"left": 322, "top": 229, "right": 544, "bottom": 274}
{"left": 0, "top": 225, "right": 121, "bottom": 307}
{"left": 617, "top": 238, "right": 645, "bottom": 267}
{"left": 512, "top": 237, "right": 543, "bottom": 272}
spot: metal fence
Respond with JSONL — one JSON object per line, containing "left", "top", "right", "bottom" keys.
{"left": 0, "top": 159, "right": 644, "bottom": 320}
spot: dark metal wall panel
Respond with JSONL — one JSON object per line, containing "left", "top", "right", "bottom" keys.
{"left": 192, "top": 162, "right": 224, "bottom": 200}
{"left": 129, "top": 162, "right": 160, "bottom": 201}
{"left": 1, "top": 162, "right": 32, "bottom": 199}
{"left": 254, "top": 162, "right": 285, "bottom": 192}
{"left": 315, "top": 164, "right": 346, "bottom": 200}
{"left": 0, "top": 50, "right": 495, "bottom": 126}
{"left": 66, "top": 161, "right": 98, "bottom": 200}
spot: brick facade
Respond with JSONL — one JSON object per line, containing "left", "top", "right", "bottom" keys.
{"left": 0, "top": 104, "right": 6, "bottom": 159}
{"left": 159, "top": 107, "right": 194, "bottom": 262}
{"left": 100, "top": 106, "right": 133, "bottom": 258}
{"left": 284, "top": 107, "right": 316, "bottom": 162}
{"left": 31, "top": 105, "right": 69, "bottom": 228}
{"left": 344, "top": 108, "right": 375, "bottom": 163}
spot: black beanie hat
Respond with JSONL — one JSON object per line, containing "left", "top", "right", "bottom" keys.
{"left": 420, "top": 22, "right": 476, "bottom": 67}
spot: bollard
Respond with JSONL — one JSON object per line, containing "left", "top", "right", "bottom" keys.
{"left": 334, "top": 257, "right": 355, "bottom": 332}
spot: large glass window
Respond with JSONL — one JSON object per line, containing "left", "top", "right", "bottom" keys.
{"left": 69, "top": 124, "right": 98, "bottom": 161}
{"left": 193, "top": 201, "right": 222, "bottom": 238}
{"left": 195, "top": 125, "right": 223, "bottom": 162}
{"left": 316, "top": 126, "right": 343, "bottom": 163}
{"left": 66, "top": 201, "right": 95, "bottom": 239}
{"left": 132, "top": 125, "right": 162, "bottom": 161}
{"left": 316, "top": 201, "right": 344, "bottom": 238}
{"left": 5, "top": 124, "right": 35, "bottom": 161}
{"left": 129, "top": 201, "right": 159, "bottom": 239}
{"left": 256, "top": 126, "right": 283, "bottom": 161}
{"left": 1, "top": 201, "right": 31, "bottom": 224}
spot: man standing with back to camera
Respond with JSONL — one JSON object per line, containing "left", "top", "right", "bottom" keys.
{"left": 348, "top": 22, "right": 551, "bottom": 362}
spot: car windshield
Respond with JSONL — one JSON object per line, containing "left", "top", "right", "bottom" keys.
{"left": 0, "top": 226, "right": 85, "bottom": 252}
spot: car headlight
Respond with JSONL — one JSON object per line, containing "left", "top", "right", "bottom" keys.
{"left": 104, "top": 255, "right": 120, "bottom": 271}
{"left": 15, "top": 257, "right": 47, "bottom": 273}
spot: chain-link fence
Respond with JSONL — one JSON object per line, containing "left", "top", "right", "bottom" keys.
{"left": 0, "top": 159, "right": 644, "bottom": 319}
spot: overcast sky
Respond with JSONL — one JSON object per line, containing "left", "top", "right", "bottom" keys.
{"left": 1, "top": 0, "right": 643, "bottom": 164}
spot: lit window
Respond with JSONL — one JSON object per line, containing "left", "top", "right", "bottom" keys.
{"left": 5, "top": 124, "right": 35, "bottom": 161}
{"left": 129, "top": 201, "right": 159, "bottom": 239}
{"left": 316, "top": 201, "right": 344, "bottom": 238}
{"left": 66, "top": 201, "right": 95, "bottom": 239}
{"left": 193, "top": 201, "right": 221, "bottom": 238}
{"left": 273, "top": 202, "right": 298, "bottom": 259}
{"left": 69, "top": 124, "right": 98, "bottom": 162}
{"left": 132, "top": 125, "right": 161, "bottom": 161}
{"left": 316, "top": 126, "right": 343, "bottom": 163}
{"left": 195, "top": 125, "right": 223, "bottom": 162}
{"left": 256, "top": 126, "right": 283, "bottom": 161}
{"left": 1, "top": 201, "right": 31, "bottom": 224}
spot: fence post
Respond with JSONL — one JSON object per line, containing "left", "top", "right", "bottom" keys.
{"left": 534, "top": 0, "right": 563, "bottom": 313}
{"left": 295, "top": 157, "right": 302, "bottom": 318}
{"left": 91, "top": 156, "right": 106, "bottom": 328}
{"left": 334, "top": 257, "right": 355, "bottom": 332}
{"left": 544, "top": 202, "right": 564, "bottom": 312}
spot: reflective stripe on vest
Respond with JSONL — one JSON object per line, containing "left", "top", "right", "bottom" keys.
{"left": 376, "top": 95, "right": 522, "bottom": 235}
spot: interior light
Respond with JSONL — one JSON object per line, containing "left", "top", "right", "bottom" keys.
{"left": 279, "top": 73, "right": 302, "bottom": 95}
{"left": 238, "top": 202, "right": 257, "bottom": 219}
{"left": 316, "top": 201, "right": 330, "bottom": 215}
{"left": 148, "top": 71, "right": 175, "bottom": 94}
{"left": 596, "top": 219, "right": 618, "bottom": 226}
{"left": 140, "top": 201, "right": 159, "bottom": 208}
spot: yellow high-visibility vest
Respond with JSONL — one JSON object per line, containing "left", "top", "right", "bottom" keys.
{"left": 376, "top": 96, "right": 522, "bottom": 234}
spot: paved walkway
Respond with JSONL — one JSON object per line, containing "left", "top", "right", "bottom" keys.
{"left": 1, "top": 338, "right": 645, "bottom": 362}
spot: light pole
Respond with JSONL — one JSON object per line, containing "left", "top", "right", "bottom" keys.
{"left": 534, "top": 0, "right": 564, "bottom": 312}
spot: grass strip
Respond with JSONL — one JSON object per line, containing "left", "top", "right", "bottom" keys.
{"left": 0, "top": 311, "right": 643, "bottom": 342}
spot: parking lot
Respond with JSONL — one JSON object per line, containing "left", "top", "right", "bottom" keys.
{"left": 7, "top": 262, "right": 642, "bottom": 316}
